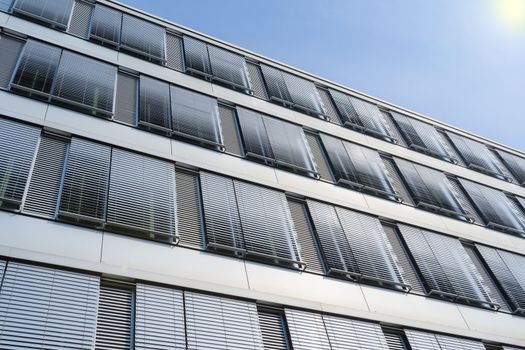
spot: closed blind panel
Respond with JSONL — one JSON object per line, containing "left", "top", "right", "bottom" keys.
{"left": 11, "top": 40, "right": 61, "bottom": 95}
{"left": 260, "top": 64, "right": 291, "bottom": 103}
{"left": 114, "top": 72, "right": 138, "bottom": 125}
{"left": 208, "top": 44, "right": 250, "bottom": 89}
{"left": 185, "top": 291, "right": 264, "bottom": 350}
{"left": 405, "top": 330, "right": 441, "bottom": 350}
{"left": 107, "top": 149, "right": 177, "bottom": 239}
{"left": 52, "top": 51, "right": 117, "bottom": 115}
{"left": 323, "top": 314, "right": 390, "bottom": 350}
{"left": 59, "top": 138, "right": 111, "bottom": 223}
{"left": 382, "top": 157, "right": 414, "bottom": 205}
{"left": 394, "top": 158, "right": 465, "bottom": 216}
{"left": 237, "top": 107, "right": 274, "bottom": 160}
{"left": 284, "top": 309, "right": 331, "bottom": 350}
{"left": 459, "top": 179, "right": 524, "bottom": 234}
{"left": 95, "top": 282, "right": 133, "bottom": 350}
{"left": 435, "top": 334, "right": 486, "bottom": 350}
{"left": 170, "top": 85, "right": 222, "bottom": 146}
{"left": 176, "top": 170, "right": 203, "bottom": 248}
{"left": 67, "top": 0, "right": 93, "bottom": 38}
{"left": 183, "top": 36, "right": 212, "bottom": 76}
{"left": 23, "top": 135, "right": 68, "bottom": 218}
{"left": 166, "top": 32, "right": 184, "bottom": 71}
{"left": 316, "top": 86, "right": 341, "bottom": 124}
{"left": 121, "top": 14, "right": 166, "bottom": 62}
{"left": 219, "top": 104, "right": 242, "bottom": 156}
{"left": 0, "top": 35, "right": 24, "bottom": 88}
{"left": 13, "top": 0, "right": 73, "bottom": 28}
{"left": 234, "top": 180, "right": 302, "bottom": 265}
{"left": 446, "top": 132, "right": 503, "bottom": 177}
{"left": 135, "top": 284, "right": 186, "bottom": 350}
{"left": 305, "top": 132, "right": 333, "bottom": 181}
{"left": 496, "top": 149, "right": 525, "bottom": 185}
{"left": 498, "top": 250, "right": 525, "bottom": 309}
{"left": 0, "top": 119, "right": 40, "bottom": 209}
{"left": 258, "top": 308, "right": 290, "bottom": 350}
{"left": 0, "top": 262, "right": 99, "bottom": 349}
{"left": 200, "top": 172, "right": 243, "bottom": 251}
{"left": 476, "top": 245, "right": 525, "bottom": 312}
{"left": 288, "top": 199, "right": 324, "bottom": 274}
{"left": 89, "top": 4, "right": 122, "bottom": 46}
{"left": 246, "top": 62, "right": 268, "bottom": 99}
{"left": 139, "top": 76, "right": 171, "bottom": 131}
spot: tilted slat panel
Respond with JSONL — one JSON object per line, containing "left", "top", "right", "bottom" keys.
{"left": 121, "top": 14, "right": 166, "bottom": 63}
{"left": 316, "top": 86, "right": 341, "bottom": 124}
{"left": 185, "top": 291, "right": 264, "bottom": 350}
{"left": 382, "top": 156, "right": 414, "bottom": 204}
{"left": 208, "top": 44, "right": 250, "bottom": 89}
{"left": 135, "top": 284, "right": 185, "bottom": 350}
{"left": 67, "top": 0, "right": 94, "bottom": 38}
{"left": 219, "top": 104, "right": 242, "bottom": 156}
{"left": 246, "top": 62, "right": 268, "bottom": 100}
{"left": 23, "top": 135, "right": 68, "bottom": 218}
{"left": 0, "top": 118, "right": 40, "bottom": 210}
{"left": 139, "top": 76, "right": 171, "bottom": 132}
{"left": 288, "top": 199, "right": 324, "bottom": 274}
{"left": 200, "top": 172, "right": 244, "bottom": 252}
{"left": 0, "top": 35, "right": 24, "bottom": 88}
{"left": 258, "top": 307, "right": 291, "bottom": 350}
{"left": 176, "top": 170, "right": 203, "bottom": 248}
{"left": 166, "top": 32, "right": 184, "bottom": 71}
{"left": 12, "top": 0, "right": 74, "bottom": 28}
{"left": 58, "top": 138, "right": 111, "bottom": 224}
{"left": 89, "top": 4, "right": 122, "bottom": 46}
{"left": 382, "top": 328, "right": 410, "bottom": 350}
{"left": 405, "top": 329, "right": 441, "bottom": 350}
{"left": 114, "top": 72, "right": 138, "bottom": 125}
{"left": 107, "top": 149, "right": 177, "bottom": 240}
{"left": 498, "top": 250, "right": 525, "bottom": 311}
{"left": 0, "top": 262, "right": 99, "bottom": 349}
{"left": 234, "top": 180, "right": 302, "bottom": 267}
{"left": 381, "top": 110, "right": 406, "bottom": 146}
{"left": 95, "top": 282, "right": 133, "bottom": 350}
{"left": 0, "top": 260, "right": 5, "bottom": 278}
{"left": 496, "top": 149, "right": 525, "bottom": 185}
{"left": 435, "top": 334, "right": 486, "bottom": 350}
{"left": 237, "top": 107, "right": 274, "bottom": 161}
{"left": 284, "top": 309, "right": 331, "bottom": 350}
{"left": 183, "top": 36, "right": 212, "bottom": 76}
{"left": 323, "top": 314, "right": 390, "bottom": 350}
{"left": 305, "top": 132, "right": 333, "bottom": 181}
{"left": 447, "top": 176, "right": 483, "bottom": 223}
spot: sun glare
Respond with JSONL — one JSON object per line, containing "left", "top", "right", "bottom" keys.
{"left": 492, "top": 0, "right": 525, "bottom": 32}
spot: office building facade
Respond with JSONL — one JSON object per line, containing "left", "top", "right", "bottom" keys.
{"left": 0, "top": 0, "right": 525, "bottom": 348}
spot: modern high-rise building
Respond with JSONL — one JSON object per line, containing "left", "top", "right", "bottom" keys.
{"left": 0, "top": 0, "right": 524, "bottom": 348}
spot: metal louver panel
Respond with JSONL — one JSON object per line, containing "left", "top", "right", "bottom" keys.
{"left": 234, "top": 180, "right": 303, "bottom": 268}
{"left": 89, "top": 4, "right": 122, "bottom": 46}
{"left": 58, "top": 138, "right": 111, "bottom": 224}
{"left": 107, "top": 149, "right": 177, "bottom": 241}
{"left": 258, "top": 307, "right": 291, "bottom": 350}
{"left": 447, "top": 176, "right": 483, "bottom": 223}
{"left": 139, "top": 76, "right": 171, "bottom": 132}
{"left": 208, "top": 44, "right": 250, "bottom": 89}
{"left": 381, "top": 111, "right": 407, "bottom": 147}
{"left": 0, "top": 260, "right": 4, "bottom": 277}
{"left": 176, "top": 169, "right": 203, "bottom": 248}
{"left": 11, "top": 40, "right": 61, "bottom": 96}
{"left": 0, "top": 118, "right": 40, "bottom": 210}
{"left": 382, "top": 327, "right": 410, "bottom": 350}
{"left": 135, "top": 284, "right": 186, "bottom": 350}
{"left": 0, "top": 35, "right": 24, "bottom": 88}
{"left": 183, "top": 36, "right": 212, "bottom": 76}
{"left": 475, "top": 245, "right": 525, "bottom": 313}
{"left": 12, "top": 0, "right": 74, "bottom": 28}
{"left": 305, "top": 132, "right": 333, "bottom": 181}
{"left": 115, "top": 72, "right": 138, "bottom": 125}
{"left": 95, "top": 282, "right": 133, "bottom": 350}
{"left": 323, "top": 314, "right": 390, "bottom": 350}
{"left": 246, "top": 62, "right": 268, "bottom": 99}
{"left": 316, "top": 86, "right": 341, "bottom": 124}
{"left": 288, "top": 199, "right": 324, "bottom": 274}
{"left": 200, "top": 172, "right": 244, "bottom": 253}
{"left": 406, "top": 330, "right": 485, "bottom": 350}
{"left": 237, "top": 107, "right": 275, "bottom": 162}
{"left": 170, "top": 85, "right": 222, "bottom": 147}
{"left": 496, "top": 149, "right": 525, "bottom": 185}
{"left": 382, "top": 156, "right": 414, "bottom": 205}
{"left": 218, "top": 104, "right": 242, "bottom": 156}
{"left": 459, "top": 179, "right": 525, "bottom": 235}
{"left": 446, "top": 132, "right": 505, "bottom": 179}
{"left": 435, "top": 334, "right": 486, "bottom": 350}
{"left": 121, "top": 14, "right": 166, "bottom": 63}
{"left": 185, "top": 291, "right": 264, "bottom": 350}
{"left": 405, "top": 329, "right": 441, "bottom": 350}
{"left": 23, "top": 134, "right": 68, "bottom": 218}
{"left": 52, "top": 51, "right": 117, "bottom": 116}
{"left": 0, "top": 262, "right": 99, "bottom": 349}
{"left": 67, "top": 0, "right": 94, "bottom": 38}
{"left": 284, "top": 309, "right": 331, "bottom": 350}
{"left": 166, "top": 32, "right": 184, "bottom": 71}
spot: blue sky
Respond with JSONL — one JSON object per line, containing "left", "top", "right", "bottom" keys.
{"left": 122, "top": 0, "right": 525, "bottom": 151}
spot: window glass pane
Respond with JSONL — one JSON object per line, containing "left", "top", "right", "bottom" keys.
{"left": 208, "top": 44, "right": 249, "bottom": 89}
{"left": 183, "top": 36, "right": 212, "bottom": 76}
{"left": 11, "top": 40, "right": 61, "bottom": 96}
{"left": 496, "top": 149, "right": 525, "bottom": 185}
{"left": 139, "top": 76, "right": 171, "bottom": 131}
{"left": 52, "top": 51, "right": 117, "bottom": 115}
{"left": 170, "top": 85, "right": 222, "bottom": 146}
{"left": 121, "top": 14, "right": 165, "bottom": 62}
{"left": 236, "top": 107, "right": 274, "bottom": 161}
{"left": 89, "top": 4, "right": 122, "bottom": 46}
{"left": 13, "top": 0, "right": 73, "bottom": 28}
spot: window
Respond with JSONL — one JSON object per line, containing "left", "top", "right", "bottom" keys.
{"left": 329, "top": 89, "right": 395, "bottom": 142}
{"left": 394, "top": 158, "right": 469, "bottom": 220}
{"left": 459, "top": 179, "right": 525, "bottom": 236}
{"left": 114, "top": 72, "right": 138, "bottom": 125}
{"left": 66, "top": 0, "right": 93, "bottom": 38}
{"left": 495, "top": 149, "right": 525, "bottom": 186}
{"left": 89, "top": 4, "right": 122, "bottom": 47}
{"left": 260, "top": 64, "right": 326, "bottom": 118}
{"left": 0, "top": 118, "right": 40, "bottom": 211}
{"left": 0, "top": 35, "right": 24, "bottom": 88}
{"left": 12, "top": 0, "right": 74, "bottom": 29}
{"left": 405, "top": 329, "right": 486, "bottom": 350}
{"left": 200, "top": 172, "right": 304, "bottom": 269}
{"left": 258, "top": 306, "right": 292, "bottom": 350}
{"left": 175, "top": 169, "right": 203, "bottom": 248}
{"left": 320, "top": 134, "right": 399, "bottom": 200}
{"left": 397, "top": 224, "right": 499, "bottom": 309}
{"left": 306, "top": 200, "right": 410, "bottom": 291}
{"left": 139, "top": 76, "right": 171, "bottom": 132}
{"left": 120, "top": 14, "right": 166, "bottom": 63}
{"left": 236, "top": 107, "right": 317, "bottom": 176}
